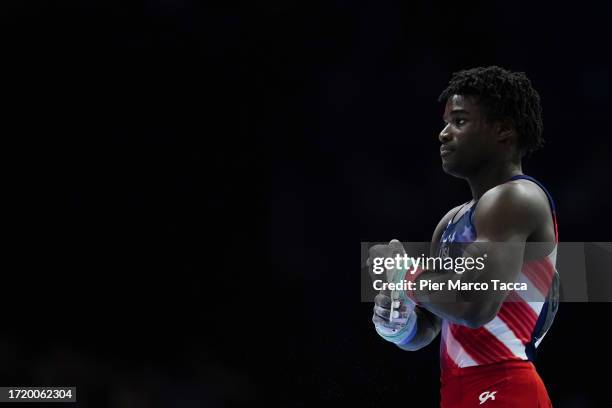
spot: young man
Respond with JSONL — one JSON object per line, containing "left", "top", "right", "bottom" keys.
{"left": 370, "top": 66, "right": 558, "bottom": 407}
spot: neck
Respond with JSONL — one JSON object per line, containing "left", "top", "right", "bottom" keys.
{"left": 466, "top": 160, "right": 523, "bottom": 200}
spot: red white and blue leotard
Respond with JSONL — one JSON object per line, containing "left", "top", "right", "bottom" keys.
{"left": 437, "top": 175, "right": 559, "bottom": 375}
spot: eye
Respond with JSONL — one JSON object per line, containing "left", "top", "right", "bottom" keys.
{"left": 454, "top": 118, "right": 466, "bottom": 126}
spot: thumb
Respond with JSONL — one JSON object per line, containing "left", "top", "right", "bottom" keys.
{"left": 388, "top": 239, "right": 406, "bottom": 256}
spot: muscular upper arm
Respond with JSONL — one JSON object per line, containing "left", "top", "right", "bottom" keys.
{"left": 461, "top": 181, "right": 551, "bottom": 325}
{"left": 473, "top": 181, "right": 546, "bottom": 242}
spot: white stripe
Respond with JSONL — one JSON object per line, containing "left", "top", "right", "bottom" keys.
{"left": 442, "top": 322, "right": 478, "bottom": 368}
{"left": 484, "top": 316, "right": 528, "bottom": 360}
{"left": 547, "top": 245, "right": 558, "bottom": 265}
{"left": 526, "top": 301, "right": 544, "bottom": 316}
{"left": 515, "top": 271, "right": 545, "bottom": 315}
{"left": 514, "top": 246, "right": 558, "bottom": 314}
{"left": 533, "top": 245, "right": 557, "bottom": 348}
{"left": 535, "top": 330, "right": 549, "bottom": 347}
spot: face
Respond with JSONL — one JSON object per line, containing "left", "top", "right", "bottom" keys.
{"left": 439, "top": 94, "right": 498, "bottom": 178}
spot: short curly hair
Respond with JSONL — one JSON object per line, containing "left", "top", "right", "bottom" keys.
{"left": 438, "top": 66, "right": 544, "bottom": 158}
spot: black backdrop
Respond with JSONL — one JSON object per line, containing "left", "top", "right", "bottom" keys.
{"left": 3, "top": 1, "right": 612, "bottom": 407}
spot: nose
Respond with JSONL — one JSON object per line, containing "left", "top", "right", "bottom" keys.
{"left": 439, "top": 123, "right": 452, "bottom": 144}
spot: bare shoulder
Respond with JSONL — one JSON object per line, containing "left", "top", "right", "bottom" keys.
{"left": 478, "top": 179, "right": 549, "bottom": 216}
{"left": 435, "top": 203, "right": 466, "bottom": 231}
{"left": 431, "top": 203, "right": 468, "bottom": 251}
{"left": 473, "top": 179, "right": 551, "bottom": 240}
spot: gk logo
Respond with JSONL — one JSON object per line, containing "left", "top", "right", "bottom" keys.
{"left": 479, "top": 390, "right": 497, "bottom": 405}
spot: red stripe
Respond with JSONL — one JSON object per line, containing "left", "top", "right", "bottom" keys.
{"left": 449, "top": 323, "right": 516, "bottom": 365}
{"left": 458, "top": 322, "right": 518, "bottom": 361}
{"left": 536, "top": 257, "right": 555, "bottom": 285}
{"left": 521, "top": 263, "right": 546, "bottom": 295}
{"left": 522, "top": 258, "right": 554, "bottom": 296}
{"left": 480, "top": 327, "right": 520, "bottom": 359}
{"left": 497, "top": 307, "right": 531, "bottom": 344}
{"left": 497, "top": 299, "right": 538, "bottom": 345}
{"left": 506, "top": 291, "right": 539, "bottom": 326}
{"left": 449, "top": 324, "right": 491, "bottom": 365}
{"left": 543, "top": 257, "right": 555, "bottom": 283}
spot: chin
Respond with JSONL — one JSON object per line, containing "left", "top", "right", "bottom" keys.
{"left": 441, "top": 161, "right": 466, "bottom": 178}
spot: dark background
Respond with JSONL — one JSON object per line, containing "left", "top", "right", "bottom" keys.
{"left": 3, "top": 1, "right": 611, "bottom": 407}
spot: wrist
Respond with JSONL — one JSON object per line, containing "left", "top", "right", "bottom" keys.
{"left": 375, "top": 308, "right": 418, "bottom": 344}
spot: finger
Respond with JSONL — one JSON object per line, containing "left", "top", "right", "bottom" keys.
{"left": 369, "top": 243, "right": 391, "bottom": 259}
{"left": 374, "top": 293, "right": 405, "bottom": 310}
{"left": 372, "top": 313, "right": 388, "bottom": 326}
{"left": 366, "top": 256, "right": 382, "bottom": 270}
{"left": 372, "top": 309, "right": 411, "bottom": 328}
{"left": 374, "top": 305, "right": 402, "bottom": 320}
{"left": 374, "top": 293, "right": 391, "bottom": 308}
{"left": 372, "top": 313, "right": 392, "bottom": 327}
{"left": 388, "top": 239, "right": 406, "bottom": 256}
{"left": 374, "top": 303, "right": 410, "bottom": 319}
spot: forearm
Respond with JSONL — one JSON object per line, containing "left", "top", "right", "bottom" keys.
{"left": 405, "top": 244, "right": 507, "bottom": 328}
{"left": 410, "top": 269, "right": 485, "bottom": 327}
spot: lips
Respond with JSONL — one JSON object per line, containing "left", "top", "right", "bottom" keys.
{"left": 440, "top": 145, "right": 455, "bottom": 157}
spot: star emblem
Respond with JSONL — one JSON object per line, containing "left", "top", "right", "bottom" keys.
{"left": 460, "top": 225, "right": 474, "bottom": 241}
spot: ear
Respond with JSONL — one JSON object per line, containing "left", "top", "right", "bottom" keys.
{"left": 496, "top": 120, "right": 516, "bottom": 144}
